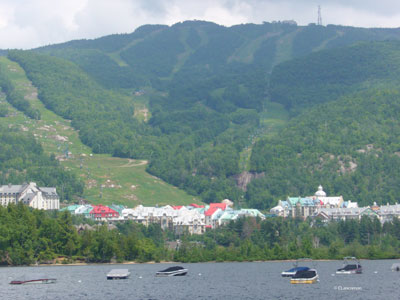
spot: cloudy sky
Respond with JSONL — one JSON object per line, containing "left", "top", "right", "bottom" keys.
{"left": 0, "top": 0, "right": 399, "bottom": 49}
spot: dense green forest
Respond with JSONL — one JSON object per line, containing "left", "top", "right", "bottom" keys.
{"left": 0, "top": 125, "right": 83, "bottom": 200}
{"left": 0, "top": 66, "right": 40, "bottom": 119}
{"left": 248, "top": 41, "right": 400, "bottom": 208}
{"left": 1, "top": 204, "right": 400, "bottom": 265}
{"left": 249, "top": 89, "right": 400, "bottom": 208}
{"left": 3, "top": 21, "right": 400, "bottom": 208}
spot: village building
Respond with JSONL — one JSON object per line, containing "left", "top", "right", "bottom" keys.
{"left": 89, "top": 204, "right": 119, "bottom": 220}
{"left": 174, "top": 210, "right": 206, "bottom": 235}
{"left": 313, "top": 207, "right": 378, "bottom": 222}
{"left": 376, "top": 203, "right": 400, "bottom": 223}
{"left": 0, "top": 182, "right": 59, "bottom": 210}
{"left": 204, "top": 203, "right": 228, "bottom": 229}
{"left": 60, "top": 201, "right": 264, "bottom": 234}
{"left": 270, "top": 185, "right": 346, "bottom": 219}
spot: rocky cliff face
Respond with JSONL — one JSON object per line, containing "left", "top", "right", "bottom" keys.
{"left": 234, "top": 171, "right": 265, "bottom": 191}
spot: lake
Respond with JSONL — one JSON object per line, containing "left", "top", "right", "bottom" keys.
{"left": 1, "top": 260, "right": 398, "bottom": 299}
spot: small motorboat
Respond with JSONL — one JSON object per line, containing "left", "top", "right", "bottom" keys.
{"left": 281, "top": 266, "right": 310, "bottom": 277}
{"left": 156, "top": 266, "right": 188, "bottom": 277}
{"left": 282, "top": 258, "right": 314, "bottom": 277}
{"left": 336, "top": 257, "right": 362, "bottom": 274}
{"left": 391, "top": 263, "right": 400, "bottom": 272}
{"left": 107, "top": 269, "right": 131, "bottom": 280}
{"left": 290, "top": 269, "right": 319, "bottom": 284}
{"left": 10, "top": 274, "right": 56, "bottom": 285}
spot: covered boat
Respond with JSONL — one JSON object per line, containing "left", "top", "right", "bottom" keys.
{"left": 281, "top": 266, "right": 310, "bottom": 277}
{"left": 336, "top": 257, "right": 362, "bottom": 274}
{"left": 107, "top": 269, "right": 131, "bottom": 280}
{"left": 282, "top": 258, "right": 314, "bottom": 277}
{"left": 10, "top": 274, "right": 56, "bottom": 285}
{"left": 391, "top": 263, "right": 400, "bottom": 272}
{"left": 156, "top": 266, "right": 188, "bottom": 277}
{"left": 290, "top": 269, "right": 318, "bottom": 284}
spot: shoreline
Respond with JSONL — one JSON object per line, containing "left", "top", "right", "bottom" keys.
{"left": 4, "top": 257, "right": 394, "bottom": 267}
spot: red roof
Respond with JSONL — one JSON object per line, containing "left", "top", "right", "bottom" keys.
{"left": 89, "top": 204, "right": 119, "bottom": 218}
{"left": 205, "top": 207, "right": 219, "bottom": 216}
{"left": 209, "top": 203, "right": 227, "bottom": 210}
{"left": 205, "top": 225, "right": 212, "bottom": 228}
{"left": 190, "top": 203, "right": 205, "bottom": 208}
{"left": 172, "top": 205, "right": 183, "bottom": 210}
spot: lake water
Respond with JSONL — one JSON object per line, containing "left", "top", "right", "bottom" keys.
{"left": 1, "top": 260, "right": 398, "bottom": 299}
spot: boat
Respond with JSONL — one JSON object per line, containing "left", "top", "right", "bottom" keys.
{"left": 281, "top": 266, "right": 310, "bottom": 277}
{"left": 156, "top": 266, "right": 188, "bottom": 277}
{"left": 391, "top": 263, "right": 400, "bottom": 271}
{"left": 107, "top": 269, "right": 131, "bottom": 280}
{"left": 281, "top": 258, "right": 314, "bottom": 277}
{"left": 336, "top": 257, "right": 362, "bottom": 274}
{"left": 10, "top": 274, "right": 56, "bottom": 285}
{"left": 290, "top": 269, "right": 319, "bottom": 284}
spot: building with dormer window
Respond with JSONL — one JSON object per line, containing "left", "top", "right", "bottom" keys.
{"left": 0, "top": 182, "right": 59, "bottom": 210}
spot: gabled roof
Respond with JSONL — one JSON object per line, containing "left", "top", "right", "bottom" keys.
{"left": 172, "top": 205, "right": 183, "bottom": 210}
{"left": 288, "top": 197, "right": 314, "bottom": 206}
{"left": 239, "top": 209, "right": 265, "bottom": 218}
{"left": 189, "top": 203, "right": 205, "bottom": 208}
{"left": 205, "top": 207, "right": 219, "bottom": 216}
{"left": 209, "top": 203, "right": 227, "bottom": 210}
{"left": 90, "top": 204, "right": 118, "bottom": 215}
{"left": 60, "top": 204, "right": 81, "bottom": 212}
{"left": 40, "top": 187, "right": 58, "bottom": 195}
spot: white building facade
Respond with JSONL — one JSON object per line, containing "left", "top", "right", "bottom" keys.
{"left": 0, "top": 182, "right": 59, "bottom": 210}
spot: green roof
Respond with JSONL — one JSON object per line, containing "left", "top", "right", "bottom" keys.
{"left": 59, "top": 205, "right": 80, "bottom": 212}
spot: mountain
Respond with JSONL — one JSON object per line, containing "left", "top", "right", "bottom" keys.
{"left": 3, "top": 21, "right": 400, "bottom": 207}
{"left": 249, "top": 41, "right": 400, "bottom": 208}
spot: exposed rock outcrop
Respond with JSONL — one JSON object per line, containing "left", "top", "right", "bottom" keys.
{"left": 234, "top": 171, "right": 265, "bottom": 191}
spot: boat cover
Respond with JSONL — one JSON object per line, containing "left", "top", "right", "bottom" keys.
{"left": 292, "top": 270, "right": 317, "bottom": 279}
{"left": 337, "top": 264, "right": 361, "bottom": 271}
{"left": 158, "top": 266, "right": 185, "bottom": 273}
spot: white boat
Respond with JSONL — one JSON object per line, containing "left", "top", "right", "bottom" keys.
{"left": 107, "top": 269, "right": 131, "bottom": 280}
{"left": 10, "top": 274, "right": 56, "bottom": 285}
{"left": 391, "top": 263, "right": 400, "bottom": 271}
{"left": 156, "top": 266, "right": 188, "bottom": 277}
{"left": 290, "top": 269, "right": 319, "bottom": 284}
{"left": 336, "top": 257, "right": 362, "bottom": 274}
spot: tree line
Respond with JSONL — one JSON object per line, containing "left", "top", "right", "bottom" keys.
{"left": 1, "top": 204, "right": 400, "bottom": 266}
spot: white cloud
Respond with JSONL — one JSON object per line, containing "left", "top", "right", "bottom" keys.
{"left": 0, "top": 0, "right": 398, "bottom": 49}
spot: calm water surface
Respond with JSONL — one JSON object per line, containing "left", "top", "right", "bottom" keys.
{"left": 1, "top": 260, "right": 398, "bottom": 299}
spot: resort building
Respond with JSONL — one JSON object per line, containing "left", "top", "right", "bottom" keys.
{"left": 61, "top": 202, "right": 264, "bottom": 235}
{"left": 270, "top": 185, "right": 346, "bottom": 219}
{"left": 89, "top": 204, "right": 119, "bottom": 220}
{"left": 0, "top": 182, "right": 59, "bottom": 210}
{"left": 313, "top": 207, "right": 378, "bottom": 222}
{"left": 376, "top": 203, "right": 400, "bottom": 223}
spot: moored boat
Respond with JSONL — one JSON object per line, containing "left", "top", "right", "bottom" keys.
{"left": 281, "top": 266, "right": 310, "bottom": 277}
{"left": 336, "top": 257, "right": 362, "bottom": 274}
{"left": 281, "top": 258, "right": 314, "bottom": 277}
{"left": 290, "top": 269, "right": 318, "bottom": 284}
{"left": 156, "top": 266, "right": 188, "bottom": 277}
{"left": 107, "top": 269, "right": 131, "bottom": 280}
{"left": 391, "top": 263, "right": 400, "bottom": 272}
{"left": 10, "top": 274, "right": 56, "bottom": 285}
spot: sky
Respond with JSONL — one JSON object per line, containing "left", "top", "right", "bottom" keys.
{"left": 0, "top": 0, "right": 399, "bottom": 49}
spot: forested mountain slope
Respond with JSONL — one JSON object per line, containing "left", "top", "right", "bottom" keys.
{"left": 249, "top": 42, "right": 400, "bottom": 208}
{"left": 0, "top": 56, "right": 196, "bottom": 206}
{"left": 5, "top": 21, "right": 400, "bottom": 208}
{"left": 270, "top": 41, "right": 400, "bottom": 113}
